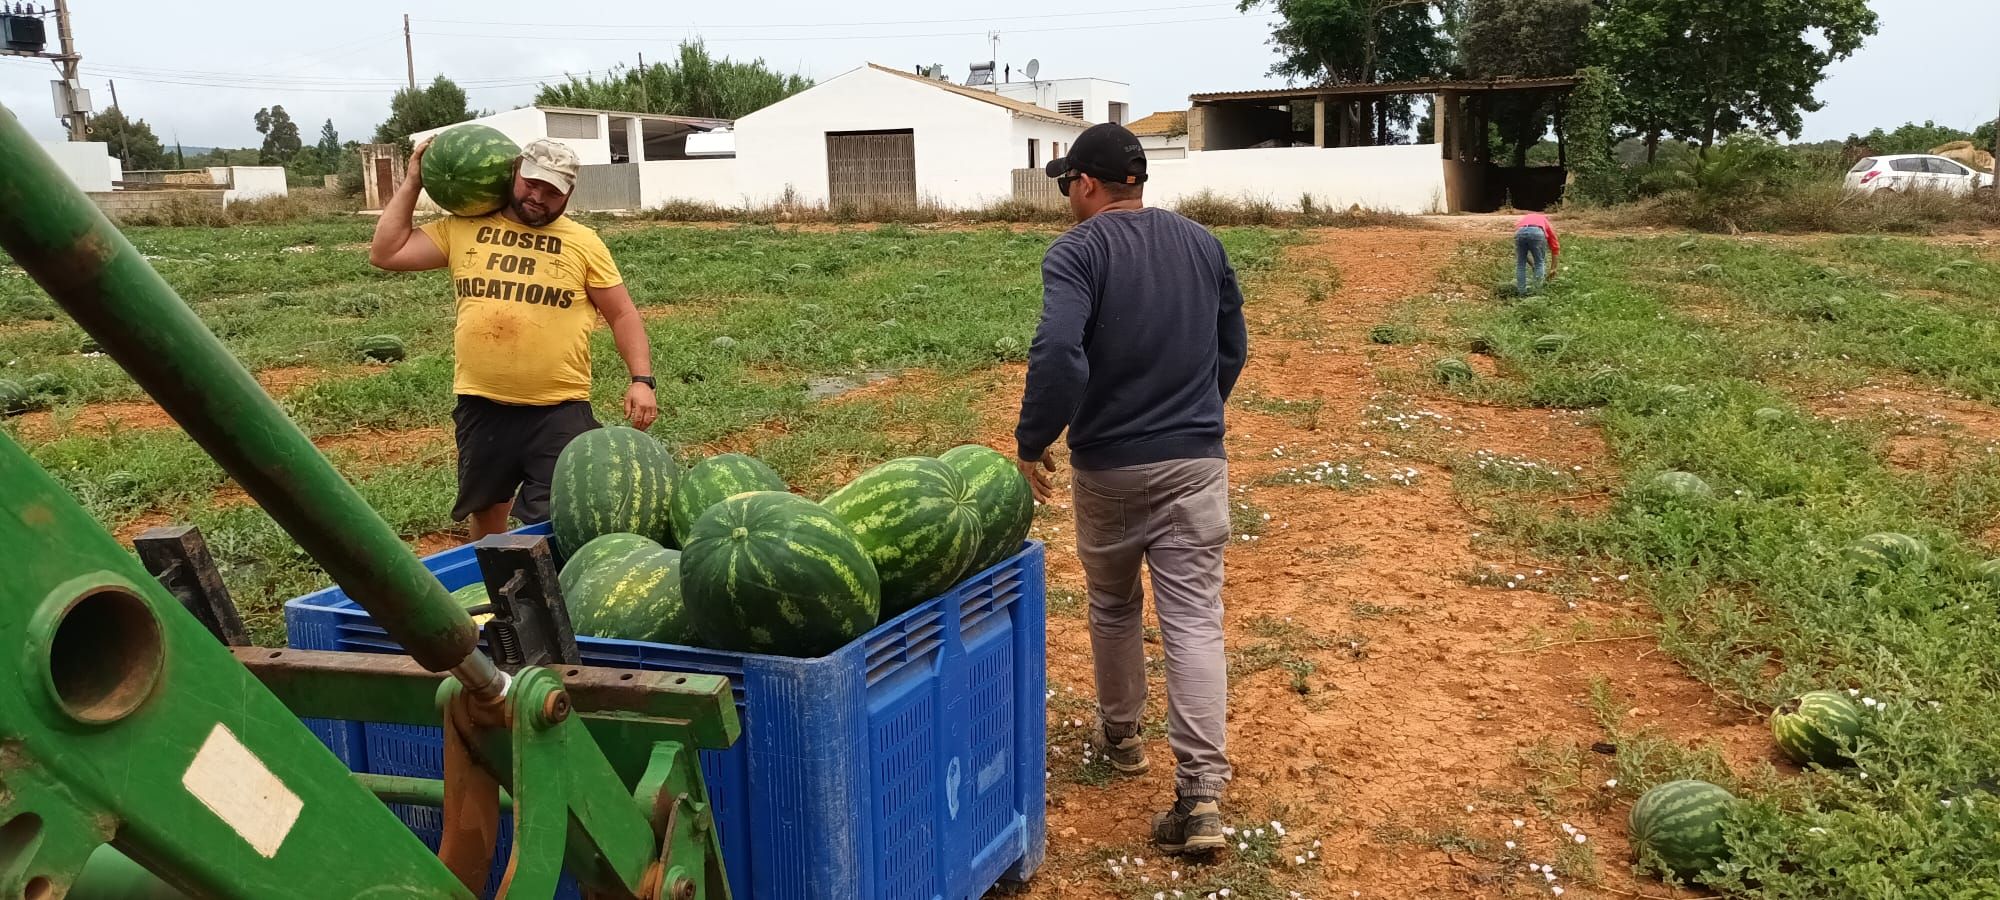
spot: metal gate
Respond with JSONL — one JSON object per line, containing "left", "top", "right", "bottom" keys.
{"left": 568, "top": 163, "right": 641, "bottom": 212}
{"left": 825, "top": 130, "right": 917, "bottom": 211}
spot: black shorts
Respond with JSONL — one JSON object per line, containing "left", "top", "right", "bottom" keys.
{"left": 451, "top": 395, "right": 600, "bottom": 524}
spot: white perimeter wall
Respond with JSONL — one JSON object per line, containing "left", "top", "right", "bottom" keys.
{"left": 43, "top": 141, "right": 116, "bottom": 192}
{"left": 636, "top": 159, "right": 741, "bottom": 208}
{"left": 222, "top": 166, "right": 288, "bottom": 204}
{"left": 1146, "top": 145, "right": 1447, "bottom": 214}
{"left": 731, "top": 66, "right": 1084, "bottom": 208}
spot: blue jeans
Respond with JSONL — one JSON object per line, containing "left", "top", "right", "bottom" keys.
{"left": 1515, "top": 226, "right": 1548, "bottom": 296}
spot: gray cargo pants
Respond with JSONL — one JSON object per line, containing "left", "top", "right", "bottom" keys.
{"left": 1072, "top": 457, "right": 1232, "bottom": 799}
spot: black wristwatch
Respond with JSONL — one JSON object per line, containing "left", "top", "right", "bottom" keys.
{"left": 630, "top": 375, "right": 656, "bottom": 389}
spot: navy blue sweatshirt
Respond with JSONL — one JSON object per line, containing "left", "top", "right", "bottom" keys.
{"left": 1015, "top": 207, "right": 1248, "bottom": 471}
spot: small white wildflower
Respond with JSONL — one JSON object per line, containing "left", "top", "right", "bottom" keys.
{"left": 1466, "top": 804, "right": 1478, "bottom": 813}
{"left": 1513, "top": 819, "right": 1526, "bottom": 828}
{"left": 1238, "top": 842, "right": 1248, "bottom": 851}
{"left": 1617, "top": 574, "right": 1630, "bottom": 582}
{"left": 1294, "top": 855, "right": 1306, "bottom": 865}
{"left": 1574, "top": 834, "right": 1587, "bottom": 844}
{"left": 1552, "top": 887, "right": 1565, "bottom": 897}
{"left": 1111, "top": 865, "right": 1124, "bottom": 876}
{"left": 1848, "top": 688, "right": 1860, "bottom": 697}
{"left": 1504, "top": 840, "right": 1516, "bottom": 850}
{"left": 1605, "top": 779, "right": 1618, "bottom": 788}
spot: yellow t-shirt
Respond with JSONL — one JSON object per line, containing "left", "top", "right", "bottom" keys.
{"left": 419, "top": 213, "right": 624, "bottom": 405}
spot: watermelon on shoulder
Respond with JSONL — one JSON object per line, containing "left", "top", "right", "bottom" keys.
{"left": 670, "top": 453, "right": 788, "bottom": 546}
{"left": 550, "top": 426, "right": 678, "bottom": 554}
{"left": 681, "top": 491, "right": 880, "bottom": 657}
{"left": 940, "top": 445, "right": 1033, "bottom": 573}
{"left": 823, "top": 456, "right": 982, "bottom": 618}
{"left": 422, "top": 124, "right": 520, "bottom": 217}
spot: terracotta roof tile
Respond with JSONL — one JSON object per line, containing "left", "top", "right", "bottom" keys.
{"left": 1126, "top": 110, "right": 1186, "bottom": 136}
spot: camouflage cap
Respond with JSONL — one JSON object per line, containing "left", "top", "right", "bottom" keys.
{"left": 519, "top": 139, "right": 580, "bottom": 194}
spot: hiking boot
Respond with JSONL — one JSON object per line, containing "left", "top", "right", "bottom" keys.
{"left": 1152, "top": 796, "right": 1225, "bottom": 856}
{"left": 1090, "top": 720, "right": 1148, "bottom": 775}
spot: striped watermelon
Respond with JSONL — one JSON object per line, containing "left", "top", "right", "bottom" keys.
{"left": 670, "top": 453, "right": 788, "bottom": 546}
{"left": 1978, "top": 558, "right": 2000, "bottom": 591}
{"left": 823, "top": 456, "right": 982, "bottom": 617}
{"left": 681, "top": 491, "right": 880, "bottom": 657}
{"left": 1751, "top": 407, "right": 1789, "bottom": 427}
{"left": 550, "top": 427, "right": 678, "bottom": 555}
{"left": 422, "top": 124, "right": 520, "bottom": 217}
{"left": 1629, "top": 780, "right": 1736, "bottom": 882}
{"left": 1843, "top": 532, "right": 1929, "bottom": 576}
{"left": 560, "top": 534, "right": 691, "bottom": 644}
{"left": 1434, "top": 357, "right": 1475, "bottom": 385}
{"left": 1771, "top": 690, "right": 1862, "bottom": 768}
{"left": 1533, "top": 333, "right": 1572, "bottom": 354}
{"left": 940, "top": 445, "right": 1033, "bottom": 573}
{"left": 1648, "top": 471, "right": 1713, "bottom": 501}
{"left": 0, "top": 379, "right": 27, "bottom": 415}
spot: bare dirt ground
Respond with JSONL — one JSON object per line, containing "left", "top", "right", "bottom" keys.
{"left": 960, "top": 227, "right": 1760, "bottom": 899}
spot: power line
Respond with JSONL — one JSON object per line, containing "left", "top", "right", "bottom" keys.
{"left": 412, "top": 3, "right": 1232, "bottom": 31}
{"left": 417, "top": 13, "right": 1274, "bottom": 44}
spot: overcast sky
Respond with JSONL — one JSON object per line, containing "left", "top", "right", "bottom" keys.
{"left": 0, "top": 0, "right": 1991, "bottom": 149}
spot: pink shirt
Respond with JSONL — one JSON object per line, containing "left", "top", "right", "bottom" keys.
{"left": 1516, "top": 213, "right": 1560, "bottom": 256}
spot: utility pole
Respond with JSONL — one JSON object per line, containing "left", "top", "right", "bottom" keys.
{"left": 54, "top": 0, "right": 84, "bottom": 140}
{"left": 106, "top": 77, "right": 128, "bottom": 165}
{"left": 1991, "top": 92, "right": 1999, "bottom": 209}
{"left": 403, "top": 13, "right": 415, "bottom": 91}
{"left": 637, "top": 52, "right": 648, "bottom": 112}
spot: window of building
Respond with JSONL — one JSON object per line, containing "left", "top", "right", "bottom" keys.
{"left": 1058, "top": 99, "right": 1084, "bottom": 119}
{"left": 1028, "top": 139, "right": 1039, "bottom": 168}
{"left": 1108, "top": 102, "right": 1128, "bottom": 125}
{"left": 545, "top": 112, "right": 598, "bottom": 139}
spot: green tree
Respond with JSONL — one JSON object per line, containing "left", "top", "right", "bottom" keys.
{"left": 374, "top": 75, "right": 476, "bottom": 149}
{"left": 534, "top": 40, "right": 811, "bottom": 120}
{"left": 1562, "top": 66, "right": 1623, "bottom": 203}
{"left": 89, "top": 106, "right": 169, "bottom": 171}
{"left": 1848, "top": 121, "right": 1972, "bottom": 156}
{"left": 1592, "top": 0, "right": 1877, "bottom": 155}
{"left": 254, "top": 105, "right": 303, "bottom": 165}
{"left": 1460, "top": 0, "right": 1590, "bottom": 165}
{"left": 1236, "top": 0, "right": 1453, "bottom": 141}
{"left": 315, "top": 119, "right": 340, "bottom": 159}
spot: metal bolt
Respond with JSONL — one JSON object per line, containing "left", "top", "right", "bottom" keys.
{"left": 539, "top": 690, "right": 571, "bottom": 726}
{"left": 670, "top": 876, "right": 696, "bottom": 900}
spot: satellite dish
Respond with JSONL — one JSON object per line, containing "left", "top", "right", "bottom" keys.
{"left": 1025, "top": 59, "right": 1041, "bottom": 81}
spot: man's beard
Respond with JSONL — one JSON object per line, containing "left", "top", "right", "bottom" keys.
{"left": 511, "top": 194, "right": 564, "bottom": 227}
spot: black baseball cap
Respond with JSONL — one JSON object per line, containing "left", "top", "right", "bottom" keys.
{"left": 1045, "top": 122, "right": 1148, "bottom": 185}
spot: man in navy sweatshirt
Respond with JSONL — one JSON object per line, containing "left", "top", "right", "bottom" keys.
{"left": 1015, "top": 122, "right": 1247, "bottom": 855}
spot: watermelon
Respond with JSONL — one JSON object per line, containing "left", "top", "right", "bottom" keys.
{"left": 550, "top": 426, "right": 678, "bottom": 554}
{"left": 1367, "top": 325, "right": 1406, "bottom": 345}
{"left": 940, "top": 445, "right": 1033, "bottom": 573}
{"left": 1533, "top": 334, "right": 1572, "bottom": 354}
{"left": 1434, "top": 357, "right": 1475, "bottom": 385}
{"left": 670, "top": 453, "right": 787, "bottom": 546}
{"left": 561, "top": 536, "right": 691, "bottom": 644}
{"left": 422, "top": 124, "right": 520, "bottom": 217}
{"left": 1751, "top": 407, "right": 1789, "bottom": 427}
{"left": 356, "top": 334, "right": 406, "bottom": 363}
{"left": 1629, "top": 780, "right": 1736, "bottom": 882}
{"left": 1771, "top": 689, "right": 1862, "bottom": 768}
{"left": 1977, "top": 558, "right": 2000, "bottom": 591}
{"left": 823, "top": 456, "right": 982, "bottom": 617}
{"left": 450, "top": 581, "right": 489, "bottom": 608}
{"left": 1648, "top": 471, "right": 1713, "bottom": 501}
{"left": 0, "top": 379, "right": 27, "bottom": 415}
{"left": 1587, "top": 367, "right": 1626, "bottom": 398}
{"left": 681, "top": 491, "right": 880, "bottom": 657}
{"left": 558, "top": 532, "right": 656, "bottom": 598}
{"left": 1844, "top": 532, "right": 1930, "bottom": 575}
{"left": 710, "top": 336, "right": 738, "bottom": 351}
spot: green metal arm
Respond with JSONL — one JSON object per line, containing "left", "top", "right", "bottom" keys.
{"left": 0, "top": 103, "right": 479, "bottom": 678}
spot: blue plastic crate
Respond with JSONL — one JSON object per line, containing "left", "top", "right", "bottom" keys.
{"left": 286, "top": 521, "right": 1047, "bottom": 900}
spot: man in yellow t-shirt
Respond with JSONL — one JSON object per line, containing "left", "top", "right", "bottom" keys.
{"left": 368, "top": 138, "right": 658, "bottom": 539}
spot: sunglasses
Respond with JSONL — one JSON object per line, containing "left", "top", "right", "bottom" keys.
{"left": 1056, "top": 171, "right": 1081, "bottom": 197}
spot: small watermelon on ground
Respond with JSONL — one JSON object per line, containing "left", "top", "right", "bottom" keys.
{"left": 1843, "top": 532, "right": 1930, "bottom": 575}
{"left": 670, "top": 453, "right": 788, "bottom": 546}
{"left": 1435, "top": 357, "right": 1475, "bottom": 385}
{"left": 421, "top": 124, "right": 521, "bottom": 217}
{"left": 1629, "top": 780, "right": 1736, "bottom": 882}
{"left": 681, "top": 491, "right": 880, "bottom": 657}
{"left": 23, "top": 373, "right": 66, "bottom": 399}
{"left": 710, "top": 336, "right": 738, "bottom": 350}
{"left": 823, "top": 456, "right": 983, "bottom": 618}
{"left": 1752, "top": 407, "right": 1789, "bottom": 427}
{"left": 1533, "top": 334, "right": 1572, "bottom": 354}
{"left": 0, "top": 379, "right": 28, "bottom": 415}
{"left": 1648, "top": 471, "right": 1713, "bottom": 501}
{"left": 356, "top": 335, "right": 406, "bottom": 363}
{"left": 558, "top": 532, "right": 657, "bottom": 599}
{"left": 562, "top": 535, "right": 692, "bottom": 644}
{"left": 1367, "top": 325, "right": 1406, "bottom": 345}
{"left": 1771, "top": 689, "right": 1862, "bottom": 768}
{"left": 1977, "top": 558, "right": 2000, "bottom": 591}
{"left": 550, "top": 426, "right": 679, "bottom": 554}
{"left": 940, "top": 445, "right": 1034, "bottom": 574}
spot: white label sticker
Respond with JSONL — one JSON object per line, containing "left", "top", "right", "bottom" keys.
{"left": 181, "top": 723, "right": 304, "bottom": 859}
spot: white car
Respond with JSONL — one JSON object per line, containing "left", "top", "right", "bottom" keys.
{"left": 1846, "top": 154, "right": 1994, "bottom": 195}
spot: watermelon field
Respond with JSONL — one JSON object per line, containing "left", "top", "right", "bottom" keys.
{"left": 5, "top": 216, "right": 2000, "bottom": 897}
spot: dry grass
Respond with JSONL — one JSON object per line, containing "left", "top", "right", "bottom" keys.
{"left": 1573, "top": 181, "right": 2000, "bottom": 235}
{"left": 114, "top": 189, "right": 360, "bottom": 227}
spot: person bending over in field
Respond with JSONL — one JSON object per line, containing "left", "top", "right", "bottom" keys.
{"left": 1015, "top": 122, "right": 1247, "bottom": 856}
{"left": 1514, "top": 211, "right": 1560, "bottom": 296}
{"left": 368, "top": 138, "right": 658, "bottom": 539}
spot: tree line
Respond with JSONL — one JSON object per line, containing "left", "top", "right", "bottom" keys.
{"left": 87, "top": 40, "right": 808, "bottom": 192}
